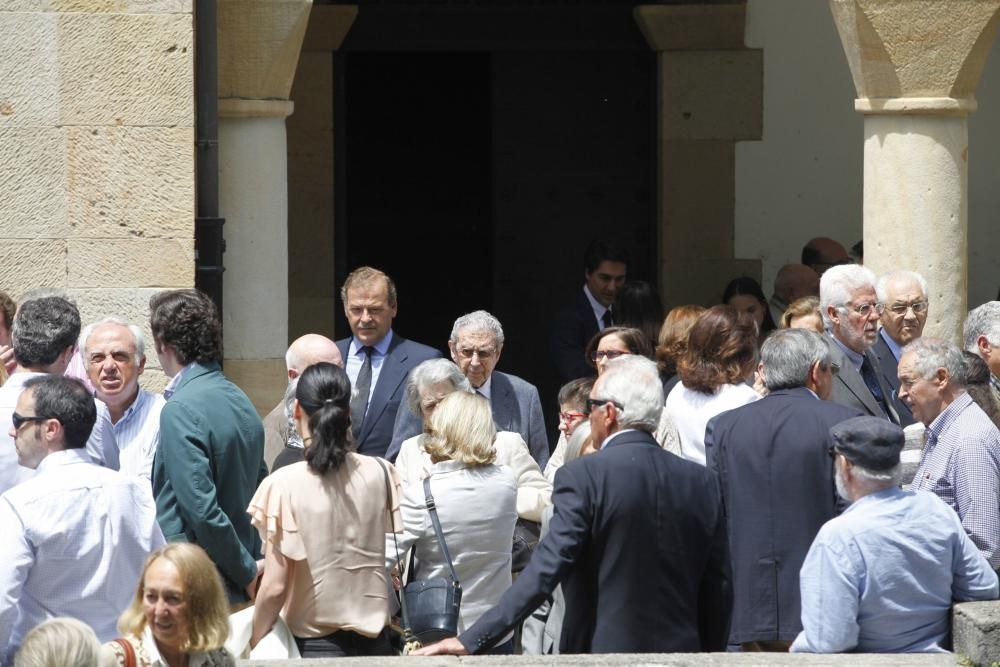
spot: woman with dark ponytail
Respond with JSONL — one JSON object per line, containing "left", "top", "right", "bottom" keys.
{"left": 247, "top": 363, "right": 402, "bottom": 657}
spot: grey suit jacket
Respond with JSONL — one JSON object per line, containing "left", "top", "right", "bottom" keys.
{"left": 386, "top": 370, "right": 550, "bottom": 467}
{"left": 871, "top": 332, "right": 915, "bottom": 426}
{"left": 827, "top": 335, "right": 900, "bottom": 424}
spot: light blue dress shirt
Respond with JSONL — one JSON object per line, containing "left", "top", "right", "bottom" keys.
{"left": 346, "top": 330, "right": 394, "bottom": 417}
{"left": 791, "top": 487, "right": 998, "bottom": 654}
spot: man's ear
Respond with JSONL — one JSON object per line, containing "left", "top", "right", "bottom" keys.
{"left": 979, "top": 335, "right": 993, "bottom": 360}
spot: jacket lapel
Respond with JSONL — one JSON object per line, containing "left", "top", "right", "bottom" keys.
{"left": 489, "top": 372, "right": 519, "bottom": 433}
{"left": 358, "top": 335, "right": 407, "bottom": 442}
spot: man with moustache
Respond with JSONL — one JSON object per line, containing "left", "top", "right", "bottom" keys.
{"left": 872, "top": 271, "right": 929, "bottom": 426}
{"left": 820, "top": 265, "right": 899, "bottom": 424}
{"left": 792, "top": 417, "right": 997, "bottom": 653}
{"left": 81, "top": 318, "right": 164, "bottom": 481}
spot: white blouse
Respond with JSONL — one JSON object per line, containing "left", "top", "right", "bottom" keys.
{"left": 664, "top": 381, "right": 760, "bottom": 465}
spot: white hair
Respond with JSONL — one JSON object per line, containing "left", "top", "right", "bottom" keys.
{"left": 596, "top": 355, "right": 663, "bottom": 432}
{"left": 875, "top": 270, "right": 928, "bottom": 303}
{"left": 819, "top": 264, "right": 878, "bottom": 329}
{"left": 760, "top": 328, "right": 831, "bottom": 391}
{"left": 901, "top": 337, "right": 965, "bottom": 387}
{"left": 14, "top": 617, "right": 100, "bottom": 667}
{"left": 564, "top": 420, "right": 593, "bottom": 466}
{"left": 404, "top": 358, "right": 472, "bottom": 415}
{"left": 852, "top": 461, "right": 903, "bottom": 486}
{"left": 963, "top": 301, "right": 1000, "bottom": 353}
{"left": 78, "top": 317, "right": 145, "bottom": 365}
{"left": 450, "top": 310, "right": 505, "bottom": 346}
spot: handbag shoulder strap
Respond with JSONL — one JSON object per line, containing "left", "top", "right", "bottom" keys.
{"left": 422, "top": 476, "right": 459, "bottom": 584}
{"left": 111, "top": 637, "right": 138, "bottom": 667}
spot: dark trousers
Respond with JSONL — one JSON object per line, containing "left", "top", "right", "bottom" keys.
{"left": 295, "top": 629, "right": 393, "bottom": 658}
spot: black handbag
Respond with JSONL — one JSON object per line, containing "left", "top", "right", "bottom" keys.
{"left": 378, "top": 462, "right": 462, "bottom": 646}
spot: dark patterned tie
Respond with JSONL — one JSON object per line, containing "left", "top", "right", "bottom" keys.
{"left": 860, "top": 355, "right": 890, "bottom": 419}
{"left": 602, "top": 309, "right": 613, "bottom": 329}
{"left": 350, "top": 346, "right": 373, "bottom": 439}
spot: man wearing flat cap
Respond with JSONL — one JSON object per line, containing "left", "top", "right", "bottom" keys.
{"left": 792, "top": 416, "right": 998, "bottom": 654}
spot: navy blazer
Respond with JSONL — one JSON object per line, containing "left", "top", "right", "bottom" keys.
{"left": 385, "top": 370, "right": 550, "bottom": 467}
{"left": 704, "top": 387, "right": 862, "bottom": 644}
{"left": 827, "top": 335, "right": 900, "bottom": 424}
{"left": 871, "top": 333, "right": 916, "bottom": 427}
{"left": 336, "top": 333, "right": 440, "bottom": 458}
{"left": 459, "top": 429, "right": 731, "bottom": 654}
{"left": 550, "top": 288, "right": 600, "bottom": 382}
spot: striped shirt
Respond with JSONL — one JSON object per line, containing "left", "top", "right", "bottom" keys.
{"left": 911, "top": 392, "right": 1000, "bottom": 568}
{"left": 85, "top": 389, "right": 165, "bottom": 482}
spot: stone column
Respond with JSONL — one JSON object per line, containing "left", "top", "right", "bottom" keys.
{"left": 217, "top": 0, "right": 312, "bottom": 413}
{"left": 287, "top": 6, "right": 358, "bottom": 340}
{"left": 829, "top": 0, "right": 1000, "bottom": 342}
{"left": 634, "top": 4, "right": 763, "bottom": 308}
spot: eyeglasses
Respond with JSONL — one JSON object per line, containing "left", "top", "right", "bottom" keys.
{"left": 887, "top": 301, "right": 928, "bottom": 316}
{"left": 585, "top": 398, "right": 624, "bottom": 413}
{"left": 11, "top": 412, "right": 48, "bottom": 430}
{"left": 455, "top": 346, "right": 496, "bottom": 360}
{"left": 844, "top": 302, "right": 885, "bottom": 317}
{"left": 559, "top": 411, "right": 587, "bottom": 424}
{"left": 590, "top": 350, "right": 630, "bottom": 363}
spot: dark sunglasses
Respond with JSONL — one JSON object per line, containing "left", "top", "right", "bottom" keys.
{"left": 11, "top": 412, "right": 48, "bottom": 430}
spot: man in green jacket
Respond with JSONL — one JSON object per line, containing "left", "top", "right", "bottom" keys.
{"left": 149, "top": 289, "right": 266, "bottom": 604}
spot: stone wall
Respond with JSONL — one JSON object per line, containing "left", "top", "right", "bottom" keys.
{"left": 0, "top": 1, "right": 195, "bottom": 391}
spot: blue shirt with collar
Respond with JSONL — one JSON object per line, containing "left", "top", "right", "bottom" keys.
{"left": 879, "top": 327, "right": 903, "bottom": 361}
{"left": 346, "top": 329, "right": 394, "bottom": 406}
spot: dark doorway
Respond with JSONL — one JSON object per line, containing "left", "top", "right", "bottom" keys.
{"left": 339, "top": 52, "right": 493, "bottom": 355}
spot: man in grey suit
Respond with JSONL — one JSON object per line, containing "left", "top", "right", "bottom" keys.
{"left": 820, "top": 265, "right": 900, "bottom": 424}
{"left": 871, "top": 270, "right": 928, "bottom": 427}
{"left": 388, "top": 310, "right": 550, "bottom": 467}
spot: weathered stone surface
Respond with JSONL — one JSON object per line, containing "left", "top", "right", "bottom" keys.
{"left": 301, "top": 4, "right": 357, "bottom": 52}
{"left": 224, "top": 358, "right": 286, "bottom": 417}
{"left": 659, "top": 50, "right": 763, "bottom": 142}
{"left": 0, "top": 241, "right": 66, "bottom": 295}
{"left": 138, "top": 369, "right": 170, "bottom": 394}
{"left": 0, "top": 128, "right": 68, "bottom": 238}
{"left": 57, "top": 12, "right": 193, "bottom": 126}
{"left": 830, "top": 0, "right": 1000, "bottom": 104}
{"left": 0, "top": 13, "right": 59, "bottom": 127}
{"left": 67, "top": 287, "right": 164, "bottom": 370}
{"left": 218, "top": 0, "right": 312, "bottom": 101}
{"left": 3, "top": 1, "right": 191, "bottom": 11}
{"left": 954, "top": 600, "right": 1000, "bottom": 666}
{"left": 67, "top": 238, "right": 193, "bottom": 288}
{"left": 65, "top": 126, "right": 194, "bottom": 239}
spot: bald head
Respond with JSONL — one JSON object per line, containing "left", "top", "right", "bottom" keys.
{"left": 802, "top": 237, "right": 850, "bottom": 275}
{"left": 773, "top": 263, "right": 820, "bottom": 303}
{"left": 285, "top": 334, "right": 343, "bottom": 380}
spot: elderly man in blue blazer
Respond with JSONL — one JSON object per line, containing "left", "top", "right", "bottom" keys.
{"left": 386, "top": 310, "right": 550, "bottom": 467}
{"left": 413, "top": 355, "right": 731, "bottom": 655}
{"left": 336, "top": 267, "right": 440, "bottom": 458}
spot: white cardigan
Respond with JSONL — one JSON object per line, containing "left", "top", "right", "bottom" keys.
{"left": 394, "top": 431, "right": 551, "bottom": 522}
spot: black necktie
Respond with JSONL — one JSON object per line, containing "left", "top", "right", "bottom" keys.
{"left": 860, "top": 356, "right": 889, "bottom": 418}
{"left": 350, "top": 346, "right": 373, "bottom": 439}
{"left": 602, "top": 309, "right": 613, "bottom": 329}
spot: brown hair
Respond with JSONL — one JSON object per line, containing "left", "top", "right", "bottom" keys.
{"left": 0, "top": 291, "right": 15, "bottom": 332}
{"left": 584, "top": 327, "right": 654, "bottom": 371}
{"left": 655, "top": 305, "right": 706, "bottom": 377}
{"left": 677, "top": 305, "right": 759, "bottom": 394}
{"left": 340, "top": 266, "right": 398, "bottom": 307}
{"left": 118, "top": 544, "right": 230, "bottom": 653}
{"left": 780, "top": 296, "right": 822, "bottom": 330}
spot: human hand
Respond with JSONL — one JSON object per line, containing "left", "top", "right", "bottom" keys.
{"left": 410, "top": 637, "right": 468, "bottom": 656}
{"left": 0, "top": 346, "right": 14, "bottom": 375}
{"left": 245, "top": 559, "right": 265, "bottom": 601}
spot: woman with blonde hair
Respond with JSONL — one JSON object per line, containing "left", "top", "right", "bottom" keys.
{"left": 387, "top": 391, "right": 518, "bottom": 653}
{"left": 101, "top": 543, "right": 235, "bottom": 666}
{"left": 780, "top": 296, "right": 824, "bottom": 333}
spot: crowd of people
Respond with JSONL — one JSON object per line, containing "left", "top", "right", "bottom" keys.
{"left": 0, "top": 236, "right": 999, "bottom": 664}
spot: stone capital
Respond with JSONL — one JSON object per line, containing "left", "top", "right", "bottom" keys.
{"left": 634, "top": 4, "right": 747, "bottom": 51}
{"left": 830, "top": 0, "right": 1000, "bottom": 115}
{"left": 218, "top": 0, "right": 314, "bottom": 102}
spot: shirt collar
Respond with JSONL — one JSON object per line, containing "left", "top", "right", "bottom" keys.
{"left": 599, "top": 427, "right": 638, "bottom": 450}
{"left": 36, "top": 447, "right": 92, "bottom": 473}
{"left": 829, "top": 332, "right": 864, "bottom": 370}
{"left": 879, "top": 327, "right": 904, "bottom": 361}
{"left": 430, "top": 459, "right": 471, "bottom": 474}
{"left": 163, "top": 363, "right": 196, "bottom": 399}
{"left": 2, "top": 371, "right": 47, "bottom": 391}
{"left": 583, "top": 285, "right": 610, "bottom": 322}
{"left": 98, "top": 387, "right": 150, "bottom": 424}
{"left": 475, "top": 374, "right": 493, "bottom": 401}
{"left": 349, "top": 329, "right": 394, "bottom": 357}
{"left": 926, "top": 391, "right": 973, "bottom": 445}
{"left": 845, "top": 485, "right": 902, "bottom": 512}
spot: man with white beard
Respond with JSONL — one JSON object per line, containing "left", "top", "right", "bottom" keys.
{"left": 792, "top": 416, "right": 998, "bottom": 654}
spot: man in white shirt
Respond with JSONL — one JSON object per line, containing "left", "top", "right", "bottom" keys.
{"left": 0, "top": 375, "right": 164, "bottom": 663}
{"left": 0, "top": 296, "right": 81, "bottom": 497}
{"left": 81, "top": 318, "right": 164, "bottom": 482}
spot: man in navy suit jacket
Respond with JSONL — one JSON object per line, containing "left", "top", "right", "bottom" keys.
{"left": 871, "top": 270, "right": 929, "bottom": 427}
{"left": 705, "top": 329, "right": 862, "bottom": 650}
{"left": 414, "top": 356, "right": 731, "bottom": 656}
{"left": 550, "top": 240, "right": 628, "bottom": 382}
{"left": 386, "top": 310, "right": 550, "bottom": 467}
{"left": 336, "top": 267, "right": 440, "bottom": 458}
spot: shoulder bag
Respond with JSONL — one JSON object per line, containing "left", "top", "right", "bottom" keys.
{"left": 377, "top": 460, "right": 463, "bottom": 646}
